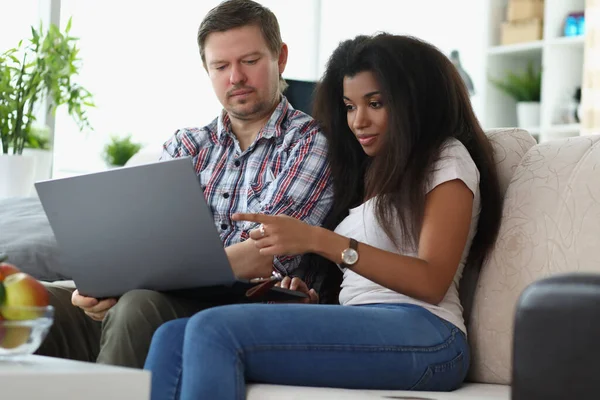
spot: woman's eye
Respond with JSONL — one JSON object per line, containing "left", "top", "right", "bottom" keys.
{"left": 345, "top": 104, "right": 355, "bottom": 111}
{"left": 369, "top": 101, "right": 382, "bottom": 108}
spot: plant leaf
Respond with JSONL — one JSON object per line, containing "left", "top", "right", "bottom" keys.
{"left": 488, "top": 61, "right": 541, "bottom": 102}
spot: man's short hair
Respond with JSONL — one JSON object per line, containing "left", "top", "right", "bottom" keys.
{"left": 197, "top": 0, "right": 288, "bottom": 92}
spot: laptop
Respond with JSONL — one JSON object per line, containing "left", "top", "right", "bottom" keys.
{"left": 35, "top": 157, "right": 307, "bottom": 301}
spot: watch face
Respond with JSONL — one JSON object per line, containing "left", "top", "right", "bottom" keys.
{"left": 342, "top": 248, "right": 359, "bottom": 265}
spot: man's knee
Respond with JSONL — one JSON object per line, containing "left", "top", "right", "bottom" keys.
{"left": 98, "top": 290, "right": 202, "bottom": 367}
{"left": 104, "top": 289, "right": 169, "bottom": 329}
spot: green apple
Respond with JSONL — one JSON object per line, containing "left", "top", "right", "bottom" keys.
{"left": 1, "top": 273, "right": 50, "bottom": 320}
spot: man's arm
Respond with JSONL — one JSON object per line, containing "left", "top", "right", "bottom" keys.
{"left": 232, "top": 127, "right": 333, "bottom": 278}
{"left": 161, "top": 127, "right": 207, "bottom": 160}
{"left": 225, "top": 239, "right": 273, "bottom": 279}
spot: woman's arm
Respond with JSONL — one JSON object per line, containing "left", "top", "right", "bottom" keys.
{"left": 232, "top": 179, "right": 474, "bottom": 304}
{"left": 311, "top": 179, "right": 474, "bottom": 304}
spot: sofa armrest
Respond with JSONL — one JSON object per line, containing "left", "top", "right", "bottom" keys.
{"left": 512, "top": 273, "right": 600, "bottom": 400}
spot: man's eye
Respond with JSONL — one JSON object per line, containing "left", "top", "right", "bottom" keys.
{"left": 215, "top": 65, "right": 226, "bottom": 71}
{"left": 244, "top": 59, "right": 258, "bottom": 65}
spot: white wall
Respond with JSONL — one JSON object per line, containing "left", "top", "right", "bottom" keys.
{"left": 53, "top": 0, "right": 224, "bottom": 175}
{"left": 48, "top": 0, "right": 488, "bottom": 176}
{"left": 0, "top": 1, "right": 40, "bottom": 54}
{"left": 261, "top": 0, "right": 321, "bottom": 82}
{"left": 52, "top": 0, "right": 321, "bottom": 176}
{"left": 318, "top": 0, "right": 489, "bottom": 120}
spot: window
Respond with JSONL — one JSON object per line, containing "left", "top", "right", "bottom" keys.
{"left": 53, "top": 0, "right": 224, "bottom": 177}
{"left": 0, "top": 1, "right": 41, "bottom": 54}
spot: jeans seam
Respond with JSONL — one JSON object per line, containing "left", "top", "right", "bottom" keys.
{"left": 170, "top": 363, "right": 182, "bottom": 400}
{"left": 409, "top": 350, "right": 465, "bottom": 391}
{"left": 235, "top": 352, "right": 244, "bottom": 400}
{"left": 244, "top": 326, "right": 460, "bottom": 354}
{"left": 431, "top": 350, "right": 464, "bottom": 373}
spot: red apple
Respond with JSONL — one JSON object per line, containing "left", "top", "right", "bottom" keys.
{"left": 1, "top": 273, "right": 50, "bottom": 320}
{"left": 0, "top": 262, "right": 20, "bottom": 282}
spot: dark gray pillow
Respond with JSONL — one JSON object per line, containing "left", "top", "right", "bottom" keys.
{"left": 0, "top": 197, "right": 70, "bottom": 281}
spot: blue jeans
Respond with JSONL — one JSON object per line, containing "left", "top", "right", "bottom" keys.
{"left": 144, "top": 303, "right": 469, "bottom": 400}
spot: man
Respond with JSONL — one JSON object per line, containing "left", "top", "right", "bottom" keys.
{"left": 37, "top": 0, "right": 333, "bottom": 369}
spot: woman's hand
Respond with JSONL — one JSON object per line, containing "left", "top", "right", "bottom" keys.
{"left": 277, "top": 276, "right": 319, "bottom": 304}
{"left": 232, "top": 213, "right": 318, "bottom": 256}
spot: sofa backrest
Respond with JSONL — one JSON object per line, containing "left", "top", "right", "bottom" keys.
{"left": 467, "top": 133, "right": 600, "bottom": 385}
{"left": 459, "top": 129, "right": 537, "bottom": 328}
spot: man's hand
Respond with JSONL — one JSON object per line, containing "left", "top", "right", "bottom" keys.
{"left": 225, "top": 239, "right": 274, "bottom": 280}
{"left": 71, "top": 289, "right": 118, "bottom": 322}
{"left": 277, "top": 276, "right": 319, "bottom": 304}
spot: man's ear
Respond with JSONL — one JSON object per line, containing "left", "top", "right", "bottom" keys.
{"left": 278, "top": 43, "right": 288, "bottom": 75}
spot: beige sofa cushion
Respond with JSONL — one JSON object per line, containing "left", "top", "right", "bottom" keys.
{"left": 486, "top": 128, "right": 538, "bottom": 196}
{"left": 468, "top": 135, "right": 600, "bottom": 384}
{"left": 460, "top": 129, "right": 536, "bottom": 324}
{"left": 247, "top": 382, "right": 510, "bottom": 400}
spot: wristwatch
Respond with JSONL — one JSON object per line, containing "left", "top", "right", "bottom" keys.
{"left": 340, "top": 238, "right": 359, "bottom": 268}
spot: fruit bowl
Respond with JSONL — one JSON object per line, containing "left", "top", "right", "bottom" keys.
{"left": 0, "top": 305, "right": 54, "bottom": 358}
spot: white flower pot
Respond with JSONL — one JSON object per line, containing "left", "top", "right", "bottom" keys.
{"left": 0, "top": 154, "right": 37, "bottom": 199}
{"left": 21, "top": 148, "right": 53, "bottom": 196}
{"left": 516, "top": 102, "right": 541, "bottom": 128}
{"left": 22, "top": 148, "right": 53, "bottom": 181}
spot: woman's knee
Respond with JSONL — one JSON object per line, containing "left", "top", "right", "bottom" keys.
{"left": 152, "top": 318, "right": 189, "bottom": 346}
{"left": 185, "top": 304, "right": 255, "bottom": 342}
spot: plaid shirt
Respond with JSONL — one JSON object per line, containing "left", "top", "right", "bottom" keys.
{"left": 161, "top": 96, "right": 333, "bottom": 281}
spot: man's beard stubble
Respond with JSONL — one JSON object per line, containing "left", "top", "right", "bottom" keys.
{"left": 228, "top": 98, "right": 270, "bottom": 121}
{"left": 226, "top": 86, "right": 279, "bottom": 121}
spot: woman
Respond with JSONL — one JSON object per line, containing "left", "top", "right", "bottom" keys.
{"left": 144, "top": 33, "right": 502, "bottom": 399}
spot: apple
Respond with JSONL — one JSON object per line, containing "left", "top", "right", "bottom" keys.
{"left": 0, "top": 262, "right": 20, "bottom": 282}
{"left": 1, "top": 273, "right": 50, "bottom": 320}
{"left": 0, "top": 316, "right": 31, "bottom": 349}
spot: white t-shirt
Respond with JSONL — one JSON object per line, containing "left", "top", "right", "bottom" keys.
{"left": 335, "top": 138, "right": 480, "bottom": 334}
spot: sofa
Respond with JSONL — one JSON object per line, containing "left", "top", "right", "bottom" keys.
{"left": 243, "top": 128, "right": 600, "bottom": 399}
{"left": 2, "top": 128, "right": 599, "bottom": 399}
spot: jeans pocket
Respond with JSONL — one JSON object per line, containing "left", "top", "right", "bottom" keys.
{"left": 409, "top": 351, "right": 465, "bottom": 392}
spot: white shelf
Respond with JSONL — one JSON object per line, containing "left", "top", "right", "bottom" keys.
{"left": 545, "top": 35, "right": 585, "bottom": 47}
{"left": 488, "top": 40, "right": 543, "bottom": 56}
{"left": 483, "top": 0, "right": 587, "bottom": 138}
{"left": 488, "top": 36, "right": 584, "bottom": 56}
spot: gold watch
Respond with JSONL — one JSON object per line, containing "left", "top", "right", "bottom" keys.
{"left": 340, "top": 238, "right": 359, "bottom": 268}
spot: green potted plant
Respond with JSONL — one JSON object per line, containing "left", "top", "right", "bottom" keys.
{"left": 490, "top": 62, "right": 542, "bottom": 129}
{"left": 103, "top": 134, "right": 142, "bottom": 167}
{"left": 24, "top": 124, "right": 51, "bottom": 151}
{"left": 0, "top": 18, "right": 94, "bottom": 197}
